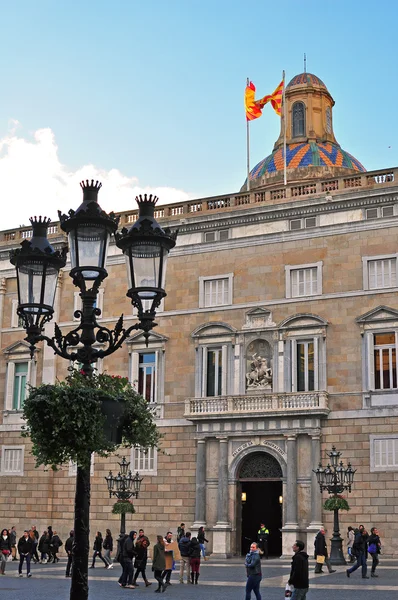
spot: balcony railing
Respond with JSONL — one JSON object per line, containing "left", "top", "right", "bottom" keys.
{"left": 184, "top": 391, "right": 329, "bottom": 418}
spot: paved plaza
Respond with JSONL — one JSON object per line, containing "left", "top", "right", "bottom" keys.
{"left": 1, "top": 557, "right": 397, "bottom": 600}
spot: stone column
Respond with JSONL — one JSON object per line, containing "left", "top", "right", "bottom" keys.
{"left": 213, "top": 437, "right": 231, "bottom": 557}
{"left": 282, "top": 434, "right": 299, "bottom": 556}
{"left": 308, "top": 433, "right": 323, "bottom": 533}
{"left": 192, "top": 439, "right": 206, "bottom": 527}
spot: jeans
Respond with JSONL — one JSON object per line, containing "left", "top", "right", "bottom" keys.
{"left": 245, "top": 574, "right": 262, "bottom": 600}
{"left": 370, "top": 552, "right": 379, "bottom": 573}
{"left": 92, "top": 550, "right": 107, "bottom": 567}
{"left": 0, "top": 553, "right": 9, "bottom": 574}
{"left": 347, "top": 551, "right": 367, "bottom": 577}
{"left": 162, "top": 568, "right": 172, "bottom": 583}
{"left": 66, "top": 554, "right": 73, "bottom": 577}
{"left": 199, "top": 543, "right": 206, "bottom": 559}
{"left": 19, "top": 553, "right": 31, "bottom": 575}
{"left": 154, "top": 569, "right": 164, "bottom": 590}
{"left": 292, "top": 588, "right": 308, "bottom": 600}
{"left": 103, "top": 549, "right": 112, "bottom": 566}
{"left": 179, "top": 555, "right": 190, "bottom": 582}
{"left": 120, "top": 558, "right": 133, "bottom": 586}
{"left": 190, "top": 557, "right": 200, "bottom": 574}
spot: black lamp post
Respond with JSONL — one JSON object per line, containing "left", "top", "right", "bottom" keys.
{"left": 313, "top": 446, "right": 356, "bottom": 565}
{"left": 10, "top": 181, "right": 177, "bottom": 600}
{"left": 105, "top": 457, "right": 143, "bottom": 534}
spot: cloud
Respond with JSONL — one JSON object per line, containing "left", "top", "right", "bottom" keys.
{"left": 0, "top": 125, "right": 192, "bottom": 230}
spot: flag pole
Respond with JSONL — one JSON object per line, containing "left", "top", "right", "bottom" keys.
{"left": 283, "top": 70, "right": 287, "bottom": 186}
{"left": 246, "top": 77, "right": 250, "bottom": 192}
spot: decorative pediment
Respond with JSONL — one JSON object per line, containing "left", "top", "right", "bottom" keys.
{"left": 356, "top": 305, "right": 398, "bottom": 324}
{"left": 278, "top": 313, "right": 328, "bottom": 330}
{"left": 126, "top": 331, "right": 169, "bottom": 345}
{"left": 3, "top": 340, "right": 37, "bottom": 356}
{"left": 191, "top": 322, "right": 236, "bottom": 339}
{"left": 242, "top": 308, "right": 275, "bottom": 330}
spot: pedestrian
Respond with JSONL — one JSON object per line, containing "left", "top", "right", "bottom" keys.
{"left": 103, "top": 529, "right": 113, "bottom": 568}
{"left": 9, "top": 526, "right": 17, "bottom": 561}
{"left": 116, "top": 532, "right": 128, "bottom": 587}
{"left": 17, "top": 530, "right": 33, "bottom": 577}
{"left": 65, "top": 530, "right": 74, "bottom": 578}
{"left": 177, "top": 523, "right": 185, "bottom": 542}
{"left": 50, "top": 530, "right": 63, "bottom": 563}
{"left": 188, "top": 535, "right": 201, "bottom": 585}
{"left": 0, "top": 528, "right": 12, "bottom": 575}
{"left": 314, "top": 527, "right": 336, "bottom": 574}
{"left": 137, "top": 528, "right": 150, "bottom": 547}
{"left": 257, "top": 523, "right": 269, "bottom": 559}
{"left": 245, "top": 541, "right": 262, "bottom": 600}
{"left": 367, "top": 527, "right": 381, "bottom": 578}
{"left": 288, "top": 540, "right": 309, "bottom": 600}
{"left": 90, "top": 531, "right": 107, "bottom": 568}
{"left": 346, "top": 525, "right": 369, "bottom": 579}
{"left": 347, "top": 527, "right": 355, "bottom": 562}
{"left": 120, "top": 530, "right": 137, "bottom": 588}
{"left": 38, "top": 530, "right": 50, "bottom": 563}
{"left": 178, "top": 531, "right": 191, "bottom": 584}
{"left": 29, "top": 526, "right": 39, "bottom": 563}
{"left": 197, "top": 526, "right": 209, "bottom": 561}
{"left": 132, "top": 537, "right": 151, "bottom": 587}
{"left": 162, "top": 531, "right": 175, "bottom": 586}
{"left": 47, "top": 526, "right": 53, "bottom": 563}
{"left": 152, "top": 535, "right": 166, "bottom": 593}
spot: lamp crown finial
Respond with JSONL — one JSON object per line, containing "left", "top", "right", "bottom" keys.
{"left": 29, "top": 216, "right": 51, "bottom": 227}
{"left": 135, "top": 194, "right": 159, "bottom": 206}
{"left": 80, "top": 179, "right": 102, "bottom": 191}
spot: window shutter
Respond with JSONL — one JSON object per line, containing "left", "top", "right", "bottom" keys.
{"left": 367, "top": 332, "right": 375, "bottom": 390}
{"left": 5, "top": 362, "right": 15, "bottom": 411}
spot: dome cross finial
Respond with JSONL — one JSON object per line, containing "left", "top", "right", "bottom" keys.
{"left": 304, "top": 52, "right": 306, "bottom": 73}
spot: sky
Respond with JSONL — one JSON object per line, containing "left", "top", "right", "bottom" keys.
{"left": 0, "top": 0, "right": 396, "bottom": 229}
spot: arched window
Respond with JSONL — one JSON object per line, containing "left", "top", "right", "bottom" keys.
{"left": 292, "top": 102, "right": 305, "bottom": 137}
{"left": 326, "top": 107, "right": 332, "bottom": 133}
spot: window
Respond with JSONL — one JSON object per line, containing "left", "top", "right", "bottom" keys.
{"left": 204, "top": 229, "right": 230, "bottom": 243}
{"left": 370, "top": 435, "right": 398, "bottom": 471}
{"left": 206, "top": 347, "right": 223, "bottom": 396}
{"left": 11, "top": 299, "right": 24, "bottom": 328}
{"left": 47, "top": 225, "right": 58, "bottom": 234}
{"left": 0, "top": 446, "right": 24, "bottom": 476}
{"left": 199, "top": 273, "right": 233, "bottom": 308}
{"left": 363, "top": 255, "right": 398, "bottom": 290}
{"left": 131, "top": 446, "right": 157, "bottom": 475}
{"left": 366, "top": 206, "right": 395, "bottom": 219}
{"left": 373, "top": 332, "right": 397, "bottom": 390}
{"left": 296, "top": 341, "right": 315, "bottom": 391}
{"left": 21, "top": 230, "right": 32, "bottom": 239}
{"left": 326, "top": 107, "right": 332, "bottom": 133}
{"left": 74, "top": 288, "right": 104, "bottom": 320}
{"left": 285, "top": 262, "right": 322, "bottom": 298}
{"left": 13, "top": 362, "right": 28, "bottom": 410}
{"left": 69, "top": 454, "right": 94, "bottom": 476}
{"left": 292, "top": 102, "right": 305, "bottom": 137}
{"left": 290, "top": 217, "right": 317, "bottom": 230}
{"left": 138, "top": 352, "right": 156, "bottom": 403}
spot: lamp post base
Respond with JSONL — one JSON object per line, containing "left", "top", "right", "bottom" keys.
{"left": 329, "top": 509, "right": 347, "bottom": 566}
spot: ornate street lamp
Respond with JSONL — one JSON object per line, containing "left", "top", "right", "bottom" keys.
{"left": 105, "top": 457, "right": 143, "bottom": 534}
{"left": 10, "top": 181, "right": 177, "bottom": 600}
{"left": 313, "top": 446, "right": 356, "bottom": 565}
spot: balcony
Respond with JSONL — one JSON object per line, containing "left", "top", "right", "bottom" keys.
{"left": 184, "top": 391, "right": 329, "bottom": 420}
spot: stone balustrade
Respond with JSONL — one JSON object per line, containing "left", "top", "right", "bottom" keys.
{"left": 184, "top": 391, "right": 329, "bottom": 419}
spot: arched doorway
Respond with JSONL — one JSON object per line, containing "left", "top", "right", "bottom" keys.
{"left": 238, "top": 452, "right": 283, "bottom": 556}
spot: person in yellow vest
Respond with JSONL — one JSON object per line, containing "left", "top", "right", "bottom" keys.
{"left": 257, "top": 523, "right": 269, "bottom": 559}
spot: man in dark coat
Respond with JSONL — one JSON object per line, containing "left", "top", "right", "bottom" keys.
{"left": 347, "top": 525, "right": 369, "bottom": 579}
{"left": 17, "top": 530, "right": 34, "bottom": 577}
{"left": 120, "top": 530, "right": 137, "bottom": 588}
{"left": 288, "top": 540, "right": 309, "bottom": 600}
{"left": 314, "top": 527, "right": 336, "bottom": 574}
{"left": 65, "top": 530, "right": 74, "bottom": 577}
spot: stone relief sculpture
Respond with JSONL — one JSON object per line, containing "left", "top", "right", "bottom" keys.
{"left": 246, "top": 353, "right": 272, "bottom": 389}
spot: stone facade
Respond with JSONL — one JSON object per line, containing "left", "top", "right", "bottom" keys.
{"left": 1, "top": 73, "right": 398, "bottom": 557}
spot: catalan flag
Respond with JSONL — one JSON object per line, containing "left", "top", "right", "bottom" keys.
{"left": 245, "top": 79, "right": 284, "bottom": 121}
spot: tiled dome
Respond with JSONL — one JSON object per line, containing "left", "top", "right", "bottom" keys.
{"left": 249, "top": 142, "right": 366, "bottom": 180}
{"left": 286, "top": 73, "right": 328, "bottom": 90}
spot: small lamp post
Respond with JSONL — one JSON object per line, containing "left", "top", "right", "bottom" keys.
{"left": 105, "top": 457, "right": 143, "bottom": 535}
{"left": 10, "top": 182, "right": 177, "bottom": 600}
{"left": 313, "top": 446, "right": 356, "bottom": 565}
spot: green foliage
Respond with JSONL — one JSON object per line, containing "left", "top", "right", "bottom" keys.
{"left": 22, "top": 368, "right": 160, "bottom": 470}
{"left": 323, "top": 495, "right": 350, "bottom": 511}
{"left": 112, "top": 500, "right": 136, "bottom": 515}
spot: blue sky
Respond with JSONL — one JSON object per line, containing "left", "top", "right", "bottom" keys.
{"left": 0, "top": 0, "right": 396, "bottom": 227}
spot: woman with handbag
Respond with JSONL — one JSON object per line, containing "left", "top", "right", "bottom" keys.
{"left": 132, "top": 537, "right": 151, "bottom": 586}
{"left": 367, "top": 527, "right": 381, "bottom": 578}
{"left": 347, "top": 527, "right": 355, "bottom": 562}
{"left": 0, "top": 529, "right": 12, "bottom": 574}
{"left": 90, "top": 532, "right": 108, "bottom": 568}
{"left": 103, "top": 529, "right": 113, "bottom": 569}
